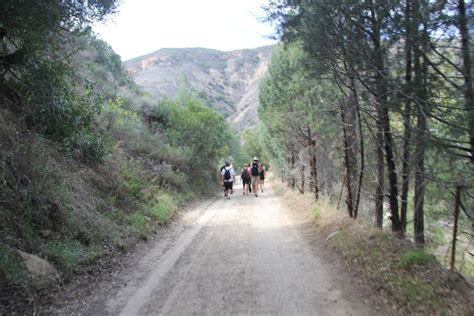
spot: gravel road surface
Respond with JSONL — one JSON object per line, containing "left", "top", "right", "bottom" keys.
{"left": 71, "top": 181, "right": 377, "bottom": 315}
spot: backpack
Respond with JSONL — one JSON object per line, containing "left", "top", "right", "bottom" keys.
{"left": 251, "top": 162, "right": 259, "bottom": 176}
{"left": 241, "top": 168, "right": 250, "bottom": 180}
{"left": 224, "top": 167, "right": 231, "bottom": 181}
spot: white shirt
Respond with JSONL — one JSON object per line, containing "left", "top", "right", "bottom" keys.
{"left": 221, "top": 166, "right": 235, "bottom": 182}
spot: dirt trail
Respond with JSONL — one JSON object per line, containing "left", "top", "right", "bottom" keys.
{"left": 74, "top": 181, "right": 379, "bottom": 315}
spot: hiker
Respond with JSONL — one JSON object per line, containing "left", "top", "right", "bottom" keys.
{"left": 220, "top": 161, "right": 235, "bottom": 199}
{"left": 229, "top": 161, "right": 235, "bottom": 194}
{"left": 220, "top": 163, "right": 226, "bottom": 193}
{"left": 259, "top": 163, "right": 266, "bottom": 193}
{"left": 248, "top": 162, "right": 253, "bottom": 193}
{"left": 240, "top": 163, "right": 251, "bottom": 195}
{"left": 250, "top": 157, "right": 260, "bottom": 197}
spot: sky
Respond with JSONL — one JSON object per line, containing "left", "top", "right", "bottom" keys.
{"left": 93, "top": 0, "right": 277, "bottom": 61}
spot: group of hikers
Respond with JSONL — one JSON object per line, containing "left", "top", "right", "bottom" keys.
{"left": 220, "top": 157, "right": 266, "bottom": 199}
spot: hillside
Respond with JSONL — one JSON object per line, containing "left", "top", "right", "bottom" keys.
{"left": 0, "top": 28, "right": 238, "bottom": 312}
{"left": 124, "top": 46, "right": 273, "bottom": 129}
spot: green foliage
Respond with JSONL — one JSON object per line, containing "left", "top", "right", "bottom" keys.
{"left": 399, "top": 249, "right": 435, "bottom": 269}
{"left": 127, "top": 213, "right": 151, "bottom": 240}
{"left": 157, "top": 168, "right": 189, "bottom": 191}
{"left": 0, "top": 245, "right": 27, "bottom": 286}
{"left": 45, "top": 240, "right": 82, "bottom": 273}
{"left": 392, "top": 275, "right": 438, "bottom": 307}
{"left": 240, "top": 127, "right": 270, "bottom": 165}
{"left": 263, "top": 0, "right": 473, "bottom": 267}
{"left": 90, "top": 38, "right": 124, "bottom": 83}
{"left": 0, "top": 0, "right": 117, "bottom": 71}
{"left": 104, "top": 97, "right": 141, "bottom": 128}
{"left": 312, "top": 206, "right": 321, "bottom": 219}
{"left": 15, "top": 60, "right": 98, "bottom": 139}
{"left": 168, "top": 97, "right": 231, "bottom": 166}
{"left": 122, "top": 164, "right": 145, "bottom": 199}
{"left": 166, "top": 96, "right": 233, "bottom": 191}
{"left": 73, "top": 131, "right": 108, "bottom": 162}
{"left": 147, "top": 193, "right": 178, "bottom": 224}
{"left": 1, "top": 0, "right": 119, "bottom": 164}
{"left": 259, "top": 43, "right": 341, "bottom": 183}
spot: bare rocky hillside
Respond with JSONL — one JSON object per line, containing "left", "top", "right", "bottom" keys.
{"left": 124, "top": 46, "right": 273, "bottom": 129}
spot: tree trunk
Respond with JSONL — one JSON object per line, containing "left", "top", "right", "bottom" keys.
{"left": 401, "top": 0, "right": 413, "bottom": 233}
{"left": 458, "top": 0, "right": 474, "bottom": 163}
{"left": 340, "top": 97, "right": 357, "bottom": 218}
{"left": 369, "top": 2, "right": 401, "bottom": 232}
{"left": 450, "top": 184, "right": 462, "bottom": 270}
{"left": 412, "top": 0, "right": 428, "bottom": 245}
{"left": 383, "top": 110, "right": 402, "bottom": 233}
{"left": 351, "top": 77, "right": 364, "bottom": 218}
{"left": 375, "top": 118, "right": 385, "bottom": 228}
{"left": 287, "top": 157, "right": 291, "bottom": 188}
{"left": 413, "top": 113, "right": 426, "bottom": 245}
{"left": 290, "top": 146, "right": 296, "bottom": 189}
{"left": 307, "top": 127, "right": 319, "bottom": 200}
{"left": 300, "top": 163, "right": 305, "bottom": 194}
{"left": 401, "top": 104, "right": 412, "bottom": 233}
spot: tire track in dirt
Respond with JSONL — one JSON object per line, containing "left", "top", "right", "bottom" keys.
{"left": 105, "top": 197, "right": 229, "bottom": 315}
{"left": 101, "top": 181, "right": 377, "bottom": 315}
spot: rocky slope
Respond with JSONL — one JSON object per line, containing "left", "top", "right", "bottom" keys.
{"left": 124, "top": 46, "right": 273, "bottom": 129}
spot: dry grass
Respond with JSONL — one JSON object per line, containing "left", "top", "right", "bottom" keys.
{"left": 279, "top": 184, "right": 474, "bottom": 315}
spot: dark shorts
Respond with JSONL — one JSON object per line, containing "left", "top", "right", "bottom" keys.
{"left": 224, "top": 182, "right": 233, "bottom": 190}
{"left": 260, "top": 174, "right": 265, "bottom": 180}
{"left": 242, "top": 177, "right": 251, "bottom": 185}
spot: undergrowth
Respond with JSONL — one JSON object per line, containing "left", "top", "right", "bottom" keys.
{"left": 0, "top": 245, "right": 28, "bottom": 287}
{"left": 0, "top": 102, "right": 201, "bottom": 309}
{"left": 45, "top": 240, "right": 83, "bottom": 274}
{"left": 147, "top": 193, "right": 178, "bottom": 224}
{"left": 399, "top": 249, "right": 435, "bottom": 269}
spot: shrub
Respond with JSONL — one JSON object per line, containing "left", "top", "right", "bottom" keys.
{"left": 312, "top": 206, "right": 321, "bottom": 219}
{"left": 45, "top": 240, "right": 82, "bottom": 273}
{"left": 16, "top": 61, "right": 100, "bottom": 143}
{"left": 147, "top": 193, "right": 178, "bottom": 224}
{"left": 0, "top": 245, "right": 27, "bottom": 286}
{"left": 73, "top": 131, "right": 108, "bottom": 162}
{"left": 127, "top": 213, "right": 150, "bottom": 239}
{"left": 121, "top": 164, "right": 145, "bottom": 199}
{"left": 399, "top": 249, "right": 435, "bottom": 269}
{"left": 157, "top": 169, "right": 189, "bottom": 191}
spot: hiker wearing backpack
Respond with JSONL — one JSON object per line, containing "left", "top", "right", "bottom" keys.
{"left": 220, "top": 161, "right": 235, "bottom": 199}
{"left": 259, "top": 163, "right": 266, "bottom": 193}
{"left": 240, "top": 163, "right": 251, "bottom": 195}
{"left": 248, "top": 162, "right": 253, "bottom": 193}
{"left": 251, "top": 157, "right": 260, "bottom": 197}
{"left": 220, "top": 163, "right": 226, "bottom": 193}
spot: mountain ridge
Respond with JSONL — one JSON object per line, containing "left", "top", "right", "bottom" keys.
{"left": 125, "top": 45, "right": 274, "bottom": 64}
{"left": 124, "top": 45, "right": 274, "bottom": 129}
